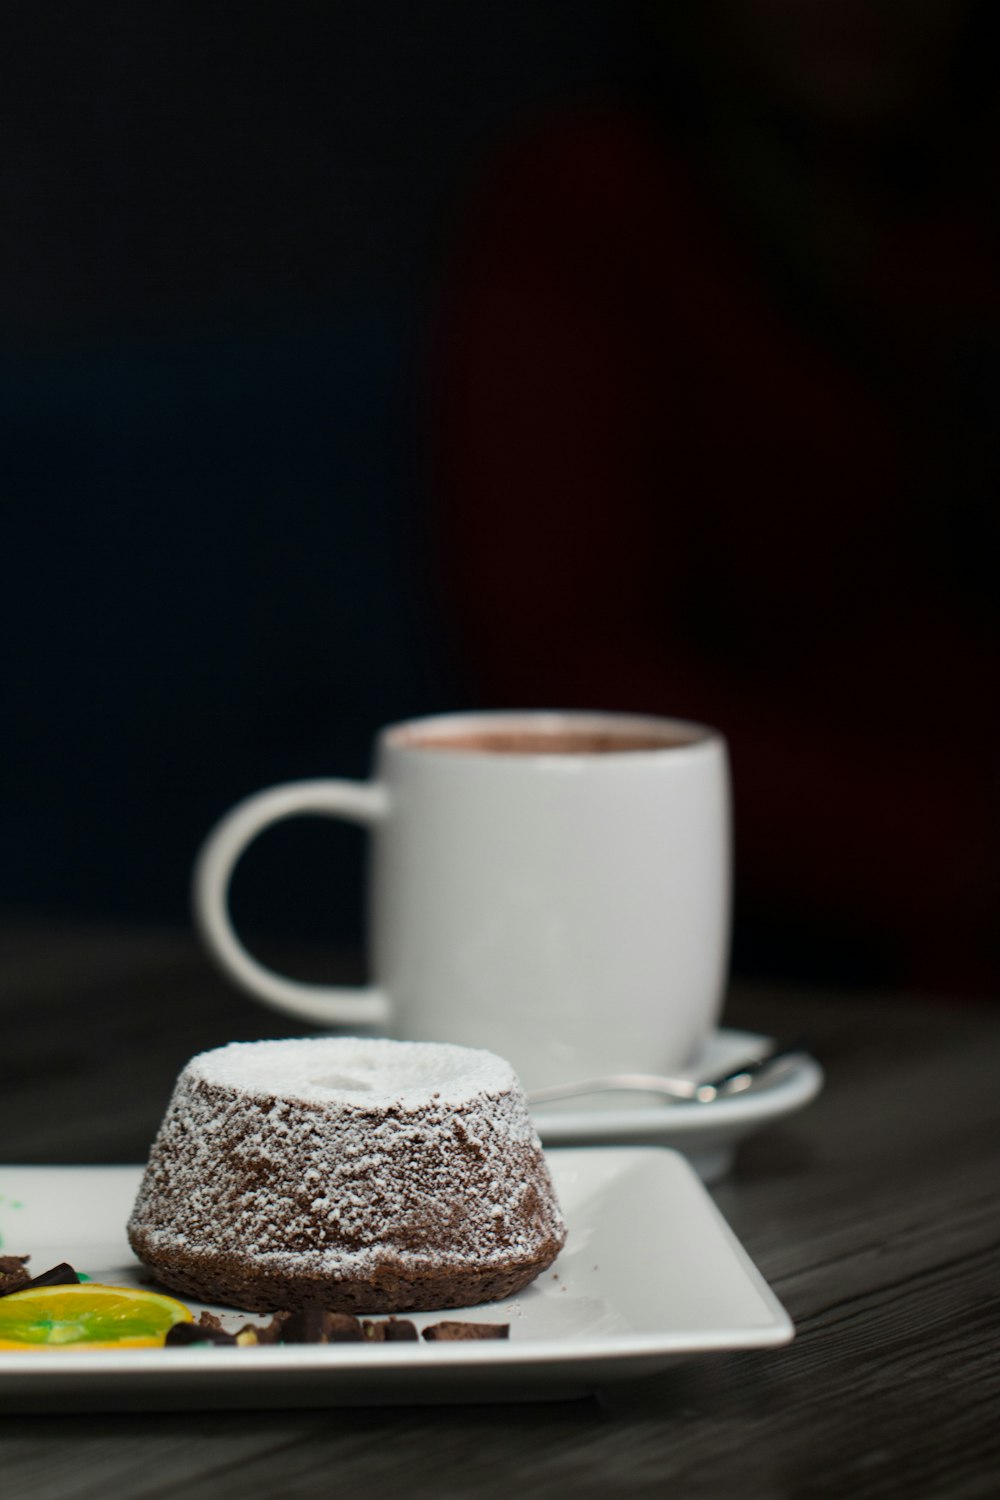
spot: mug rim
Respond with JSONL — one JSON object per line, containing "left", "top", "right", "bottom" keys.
{"left": 380, "top": 709, "right": 724, "bottom": 761}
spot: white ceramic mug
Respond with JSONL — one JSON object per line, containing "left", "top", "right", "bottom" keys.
{"left": 193, "top": 710, "right": 731, "bottom": 1091}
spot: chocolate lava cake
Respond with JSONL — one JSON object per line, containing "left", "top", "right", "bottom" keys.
{"left": 127, "top": 1037, "right": 566, "bottom": 1314}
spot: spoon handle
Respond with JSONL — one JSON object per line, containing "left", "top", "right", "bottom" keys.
{"left": 527, "top": 1039, "right": 810, "bottom": 1106}
{"left": 698, "top": 1040, "right": 810, "bottom": 1101}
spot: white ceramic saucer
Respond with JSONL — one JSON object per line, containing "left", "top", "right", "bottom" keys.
{"left": 530, "top": 1028, "right": 823, "bottom": 1183}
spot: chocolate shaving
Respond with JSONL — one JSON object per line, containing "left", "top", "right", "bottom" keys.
{"left": 422, "top": 1321, "right": 510, "bottom": 1341}
{"left": 281, "top": 1307, "right": 331, "bottom": 1344}
{"left": 248, "top": 1311, "right": 292, "bottom": 1345}
{"left": 322, "top": 1313, "right": 366, "bottom": 1343}
{"left": 164, "top": 1321, "right": 238, "bottom": 1347}
{"left": 360, "top": 1316, "right": 419, "bottom": 1343}
{"left": 194, "top": 1310, "right": 227, "bottom": 1334}
{"left": 0, "top": 1255, "right": 31, "bottom": 1297}
{"left": 382, "top": 1317, "right": 418, "bottom": 1342}
{"left": 280, "top": 1308, "right": 364, "bottom": 1344}
{"left": 28, "top": 1262, "right": 81, "bottom": 1290}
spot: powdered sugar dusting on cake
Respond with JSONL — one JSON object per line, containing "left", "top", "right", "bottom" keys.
{"left": 128, "top": 1037, "right": 566, "bottom": 1296}
{"left": 187, "top": 1037, "right": 517, "bottom": 1110}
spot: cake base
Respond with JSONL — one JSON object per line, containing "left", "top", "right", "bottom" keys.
{"left": 129, "top": 1230, "right": 563, "bottom": 1315}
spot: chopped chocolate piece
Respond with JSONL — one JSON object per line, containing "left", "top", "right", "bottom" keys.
{"left": 194, "top": 1310, "right": 227, "bottom": 1334}
{"left": 360, "top": 1317, "right": 418, "bottom": 1342}
{"left": 382, "top": 1318, "right": 418, "bottom": 1342}
{"left": 279, "top": 1307, "right": 363, "bottom": 1344}
{"left": 324, "top": 1314, "right": 365, "bottom": 1343}
{"left": 279, "top": 1307, "right": 329, "bottom": 1344}
{"left": 2, "top": 1260, "right": 80, "bottom": 1296}
{"left": 0, "top": 1255, "right": 31, "bottom": 1297}
{"left": 422, "top": 1321, "right": 510, "bottom": 1341}
{"left": 28, "top": 1262, "right": 81, "bottom": 1290}
{"left": 164, "top": 1321, "right": 238, "bottom": 1347}
{"left": 249, "top": 1311, "right": 292, "bottom": 1345}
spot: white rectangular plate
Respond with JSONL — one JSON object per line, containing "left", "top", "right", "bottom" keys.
{"left": 0, "top": 1149, "right": 792, "bottom": 1409}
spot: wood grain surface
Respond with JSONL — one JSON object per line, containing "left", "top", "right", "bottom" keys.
{"left": 2, "top": 917, "right": 999, "bottom": 1499}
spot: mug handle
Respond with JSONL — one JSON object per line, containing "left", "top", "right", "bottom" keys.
{"left": 192, "top": 779, "right": 392, "bottom": 1028}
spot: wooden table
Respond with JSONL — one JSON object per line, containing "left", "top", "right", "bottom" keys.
{"left": 2, "top": 917, "right": 999, "bottom": 1498}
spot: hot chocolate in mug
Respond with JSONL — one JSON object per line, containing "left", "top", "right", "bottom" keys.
{"left": 193, "top": 710, "right": 732, "bottom": 1093}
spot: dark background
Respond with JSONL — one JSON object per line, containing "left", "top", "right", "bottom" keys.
{"left": 2, "top": 2, "right": 996, "bottom": 991}
{"left": 1, "top": 1, "right": 627, "bottom": 947}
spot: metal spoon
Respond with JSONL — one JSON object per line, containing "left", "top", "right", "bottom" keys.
{"left": 526, "top": 1040, "right": 809, "bottom": 1106}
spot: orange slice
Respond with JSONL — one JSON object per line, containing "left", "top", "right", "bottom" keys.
{"left": 0, "top": 1283, "right": 193, "bottom": 1349}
